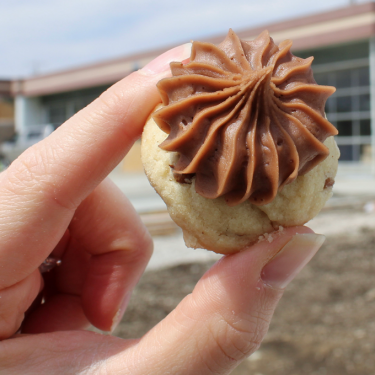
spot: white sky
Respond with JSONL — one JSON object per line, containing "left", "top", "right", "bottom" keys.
{"left": 0, "top": 0, "right": 370, "bottom": 79}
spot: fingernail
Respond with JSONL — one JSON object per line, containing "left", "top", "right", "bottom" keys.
{"left": 261, "top": 233, "right": 325, "bottom": 289}
{"left": 110, "top": 293, "right": 131, "bottom": 333}
{"left": 140, "top": 43, "right": 192, "bottom": 75}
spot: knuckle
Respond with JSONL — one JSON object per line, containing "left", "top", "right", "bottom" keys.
{"left": 6, "top": 145, "right": 47, "bottom": 192}
{"left": 137, "top": 226, "right": 154, "bottom": 257}
{"left": 0, "top": 272, "right": 42, "bottom": 339}
{"left": 97, "top": 86, "right": 126, "bottom": 122}
{"left": 116, "top": 220, "right": 154, "bottom": 261}
{"left": 96, "top": 73, "right": 143, "bottom": 136}
{"left": 0, "top": 309, "right": 23, "bottom": 340}
{"left": 4, "top": 143, "right": 76, "bottom": 212}
{"left": 108, "top": 223, "right": 153, "bottom": 263}
{"left": 122, "top": 230, "right": 153, "bottom": 265}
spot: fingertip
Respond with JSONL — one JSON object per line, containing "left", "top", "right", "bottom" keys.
{"left": 110, "top": 293, "right": 131, "bottom": 333}
{"left": 194, "top": 225, "right": 319, "bottom": 312}
{"left": 140, "top": 43, "right": 192, "bottom": 75}
{"left": 261, "top": 232, "right": 325, "bottom": 290}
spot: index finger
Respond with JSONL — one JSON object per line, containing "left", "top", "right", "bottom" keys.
{"left": 0, "top": 44, "right": 192, "bottom": 288}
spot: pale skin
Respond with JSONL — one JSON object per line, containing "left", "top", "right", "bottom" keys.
{"left": 0, "top": 44, "right": 325, "bottom": 374}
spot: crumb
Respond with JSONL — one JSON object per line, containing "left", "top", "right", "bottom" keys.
{"left": 257, "top": 226, "right": 284, "bottom": 244}
{"left": 259, "top": 232, "right": 274, "bottom": 243}
{"left": 264, "top": 232, "right": 274, "bottom": 243}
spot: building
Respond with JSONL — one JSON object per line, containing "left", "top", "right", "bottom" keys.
{"left": 7, "top": 2, "right": 375, "bottom": 171}
{"left": 0, "top": 80, "right": 15, "bottom": 144}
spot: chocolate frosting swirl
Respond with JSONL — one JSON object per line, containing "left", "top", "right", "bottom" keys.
{"left": 153, "top": 29, "right": 337, "bottom": 206}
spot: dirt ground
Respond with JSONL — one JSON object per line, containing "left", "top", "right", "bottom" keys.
{"left": 114, "top": 206, "right": 375, "bottom": 375}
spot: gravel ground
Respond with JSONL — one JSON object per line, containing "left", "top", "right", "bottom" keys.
{"left": 114, "top": 206, "right": 375, "bottom": 374}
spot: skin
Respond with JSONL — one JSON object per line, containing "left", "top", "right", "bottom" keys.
{"left": 0, "top": 45, "right": 321, "bottom": 374}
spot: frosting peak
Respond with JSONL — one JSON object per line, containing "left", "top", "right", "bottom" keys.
{"left": 153, "top": 29, "right": 338, "bottom": 206}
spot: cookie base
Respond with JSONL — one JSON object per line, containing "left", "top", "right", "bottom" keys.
{"left": 141, "top": 108, "right": 340, "bottom": 254}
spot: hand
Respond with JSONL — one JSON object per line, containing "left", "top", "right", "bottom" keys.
{"left": 0, "top": 44, "right": 325, "bottom": 374}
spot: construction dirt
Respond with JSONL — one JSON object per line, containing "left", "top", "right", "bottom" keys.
{"left": 114, "top": 206, "right": 375, "bottom": 375}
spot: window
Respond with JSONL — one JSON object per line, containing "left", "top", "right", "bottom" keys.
{"left": 42, "top": 85, "right": 111, "bottom": 128}
{"left": 360, "top": 119, "right": 371, "bottom": 136}
{"left": 48, "top": 104, "right": 66, "bottom": 127}
{"left": 337, "top": 96, "right": 352, "bottom": 113}
{"left": 337, "top": 121, "right": 352, "bottom": 136}
{"left": 311, "top": 60, "right": 371, "bottom": 162}
{"left": 314, "top": 72, "right": 329, "bottom": 86}
{"left": 359, "top": 94, "right": 370, "bottom": 111}
{"left": 338, "top": 145, "right": 353, "bottom": 161}
{"left": 358, "top": 66, "right": 369, "bottom": 86}
{"left": 336, "top": 70, "right": 351, "bottom": 88}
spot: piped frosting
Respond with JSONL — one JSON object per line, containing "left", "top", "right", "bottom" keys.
{"left": 153, "top": 29, "right": 337, "bottom": 206}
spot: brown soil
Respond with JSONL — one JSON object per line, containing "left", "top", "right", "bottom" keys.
{"left": 114, "top": 216, "right": 375, "bottom": 375}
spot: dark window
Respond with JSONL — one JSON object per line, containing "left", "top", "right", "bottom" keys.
{"left": 360, "top": 119, "right": 371, "bottom": 136}
{"left": 42, "top": 85, "right": 111, "bottom": 128}
{"left": 48, "top": 105, "right": 66, "bottom": 127}
{"left": 335, "top": 70, "right": 351, "bottom": 89}
{"left": 338, "top": 145, "right": 353, "bottom": 161}
{"left": 299, "top": 41, "right": 369, "bottom": 65}
{"left": 336, "top": 96, "right": 352, "bottom": 112}
{"left": 337, "top": 120, "right": 352, "bottom": 136}
{"left": 325, "top": 97, "right": 334, "bottom": 113}
{"left": 314, "top": 72, "right": 329, "bottom": 86}
{"left": 359, "top": 94, "right": 370, "bottom": 111}
{"left": 358, "top": 66, "right": 369, "bottom": 86}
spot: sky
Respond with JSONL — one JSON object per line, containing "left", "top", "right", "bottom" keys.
{"left": 0, "top": 0, "right": 370, "bottom": 79}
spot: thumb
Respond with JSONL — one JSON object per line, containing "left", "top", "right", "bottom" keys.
{"left": 123, "top": 226, "right": 325, "bottom": 374}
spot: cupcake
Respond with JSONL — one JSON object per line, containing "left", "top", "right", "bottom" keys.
{"left": 141, "top": 29, "right": 339, "bottom": 254}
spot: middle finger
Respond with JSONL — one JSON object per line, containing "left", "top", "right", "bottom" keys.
{"left": 22, "top": 178, "right": 153, "bottom": 333}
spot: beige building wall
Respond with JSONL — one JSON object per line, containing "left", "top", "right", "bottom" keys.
{"left": 0, "top": 100, "right": 15, "bottom": 144}
{"left": 0, "top": 101, "right": 14, "bottom": 119}
{"left": 121, "top": 140, "right": 143, "bottom": 172}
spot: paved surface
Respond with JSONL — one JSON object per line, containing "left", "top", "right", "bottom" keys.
{"left": 109, "top": 171, "right": 166, "bottom": 213}
{"left": 109, "top": 163, "right": 375, "bottom": 271}
{"left": 334, "top": 163, "right": 375, "bottom": 196}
